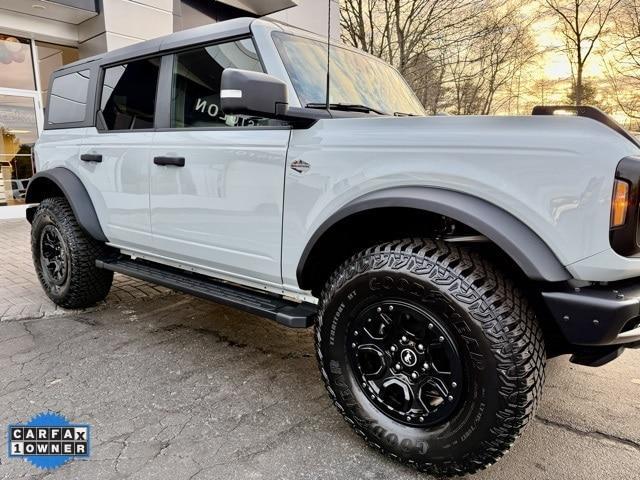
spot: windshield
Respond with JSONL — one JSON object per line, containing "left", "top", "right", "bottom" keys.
{"left": 273, "top": 32, "right": 425, "bottom": 116}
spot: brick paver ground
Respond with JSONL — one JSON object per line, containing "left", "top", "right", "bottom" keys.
{"left": 0, "top": 219, "right": 172, "bottom": 321}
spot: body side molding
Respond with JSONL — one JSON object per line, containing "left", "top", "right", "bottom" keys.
{"left": 297, "top": 187, "right": 571, "bottom": 285}
{"left": 25, "top": 167, "right": 108, "bottom": 242}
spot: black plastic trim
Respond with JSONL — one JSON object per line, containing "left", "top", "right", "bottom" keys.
{"left": 25, "top": 168, "right": 107, "bottom": 242}
{"left": 154, "top": 156, "right": 185, "bottom": 167}
{"left": 80, "top": 153, "right": 102, "bottom": 163}
{"left": 569, "top": 345, "right": 626, "bottom": 367}
{"left": 532, "top": 105, "right": 640, "bottom": 149}
{"left": 155, "top": 54, "right": 174, "bottom": 130}
{"left": 97, "top": 257, "right": 316, "bottom": 328}
{"left": 297, "top": 187, "right": 570, "bottom": 286}
{"left": 542, "top": 280, "right": 640, "bottom": 346}
{"left": 611, "top": 156, "right": 640, "bottom": 256}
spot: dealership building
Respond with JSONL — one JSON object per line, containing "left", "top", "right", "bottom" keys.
{"left": 0, "top": 0, "right": 338, "bottom": 209}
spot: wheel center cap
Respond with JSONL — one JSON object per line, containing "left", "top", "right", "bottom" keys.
{"left": 400, "top": 348, "right": 417, "bottom": 367}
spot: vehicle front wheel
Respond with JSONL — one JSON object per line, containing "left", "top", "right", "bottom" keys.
{"left": 31, "top": 197, "right": 113, "bottom": 309}
{"left": 315, "top": 239, "right": 545, "bottom": 476}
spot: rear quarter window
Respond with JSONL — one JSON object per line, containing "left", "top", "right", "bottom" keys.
{"left": 47, "top": 69, "right": 91, "bottom": 125}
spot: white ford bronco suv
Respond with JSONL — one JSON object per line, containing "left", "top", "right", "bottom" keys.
{"left": 28, "top": 17, "right": 640, "bottom": 476}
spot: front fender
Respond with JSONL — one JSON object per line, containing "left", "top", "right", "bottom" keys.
{"left": 26, "top": 167, "right": 108, "bottom": 242}
{"left": 297, "top": 187, "right": 570, "bottom": 284}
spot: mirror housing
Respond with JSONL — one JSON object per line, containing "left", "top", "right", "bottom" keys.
{"left": 221, "top": 68, "right": 289, "bottom": 119}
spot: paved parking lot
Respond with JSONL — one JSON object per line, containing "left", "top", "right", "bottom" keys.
{"left": 0, "top": 219, "right": 171, "bottom": 322}
{"left": 0, "top": 219, "right": 639, "bottom": 479}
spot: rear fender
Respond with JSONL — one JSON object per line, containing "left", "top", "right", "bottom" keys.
{"left": 25, "top": 167, "right": 107, "bottom": 242}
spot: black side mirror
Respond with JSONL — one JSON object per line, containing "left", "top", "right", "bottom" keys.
{"left": 221, "top": 68, "right": 289, "bottom": 118}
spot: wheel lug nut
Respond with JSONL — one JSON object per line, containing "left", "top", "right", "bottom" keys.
{"left": 389, "top": 305, "right": 394, "bottom": 311}
{"left": 401, "top": 335, "right": 408, "bottom": 343}
{"left": 428, "top": 323, "right": 434, "bottom": 330}
{"left": 376, "top": 307, "right": 382, "bottom": 313}
{"left": 351, "top": 343, "right": 356, "bottom": 347}
{"left": 395, "top": 363, "right": 402, "bottom": 370}
{"left": 438, "top": 336, "right": 445, "bottom": 342}
{"left": 354, "top": 330, "right": 358, "bottom": 336}
{"left": 362, "top": 382, "right": 367, "bottom": 387}
{"left": 417, "top": 344, "right": 424, "bottom": 351}
{"left": 448, "top": 395, "right": 454, "bottom": 402}
{"left": 423, "top": 362, "right": 429, "bottom": 370}
{"left": 390, "top": 345, "right": 397, "bottom": 352}
{"left": 406, "top": 415, "right": 411, "bottom": 421}
{"left": 411, "top": 372, "right": 418, "bottom": 380}
{"left": 452, "top": 382, "right": 457, "bottom": 388}
{"left": 371, "top": 395, "right": 376, "bottom": 400}
{"left": 419, "top": 416, "right": 424, "bottom": 422}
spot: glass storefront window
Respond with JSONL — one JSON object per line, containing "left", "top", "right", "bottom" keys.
{"left": 0, "top": 35, "right": 35, "bottom": 90}
{"left": 0, "top": 95, "right": 38, "bottom": 206}
{"left": 0, "top": 35, "right": 77, "bottom": 206}
{"left": 36, "top": 41, "right": 80, "bottom": 104}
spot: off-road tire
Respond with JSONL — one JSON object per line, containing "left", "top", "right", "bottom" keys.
{"left": 31, "top": 197, "right": 113, "bottom": 309}
{"left": 315, "top": 238, "right": 545, "bottom": 476}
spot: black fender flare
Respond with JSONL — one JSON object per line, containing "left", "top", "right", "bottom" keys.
{"left": 25, "top": 167, "right": 108, "bottom": 242}
{"left": 296, "top": 187, "right": 570, "bottom": 285}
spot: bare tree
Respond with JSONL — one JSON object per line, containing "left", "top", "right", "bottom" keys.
{"left": 341, "top": 0, "right": 540, "bottom": 115}
{"left": 476, "top": 4, "right": 539, "bottom": 114}
{"left": 605, "top": 0, "right": 640, "bottom": 122}
{"left": 442, "top": 1, "right": 539, "bottom": 115}
{"left": 341, "top": 0, "right": 482, "bottom": 75}
{"left": 542, "top": 0, "right": 622, "bottom": 105}
{"left": 341, "top": 0, "right": 390, "bottom": 58}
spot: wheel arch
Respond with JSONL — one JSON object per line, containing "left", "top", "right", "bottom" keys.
{"left": 25, "top": 167, "right": 108, "bottom": 242}
{"left": 296, "top": 187, "right": 570, "bottom": 293}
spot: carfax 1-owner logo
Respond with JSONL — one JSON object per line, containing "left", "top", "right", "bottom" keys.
{"left": 7, "top": 412, "right": 91, "bottom": 470}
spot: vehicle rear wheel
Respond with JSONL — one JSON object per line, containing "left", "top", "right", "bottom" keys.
{"left": 315, "top": 239, "right": 545, "bottom": 476}
{"left": 31, "top": 197, "right": 113, "bottom": 309}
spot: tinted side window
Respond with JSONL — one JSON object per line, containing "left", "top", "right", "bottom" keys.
{"left": 172, "top": 39, "right": 275, "bottom": 128}
{"left": 100, "top": 58, "right": 160, "bottom": 130}
{"left": 48, "top": 69, "right": 90, "bottom": 124}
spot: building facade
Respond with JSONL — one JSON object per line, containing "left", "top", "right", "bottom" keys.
{"left": 0, "top": 0, "right": 339, "bottom": 207}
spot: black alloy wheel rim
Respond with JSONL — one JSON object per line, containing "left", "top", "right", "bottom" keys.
{"left": 40, "top": 224, "right": 69, "bottom": 287}
{"left": 347, "top": 300, "right": 464, "bottom": 427}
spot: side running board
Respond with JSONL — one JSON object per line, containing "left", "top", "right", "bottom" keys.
{"left": 96, "top": 258, "right": 316, "bottom": 328}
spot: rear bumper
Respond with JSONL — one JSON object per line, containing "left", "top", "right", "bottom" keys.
{"left": 542, "top": 281, "right": 640, "bottom": 346}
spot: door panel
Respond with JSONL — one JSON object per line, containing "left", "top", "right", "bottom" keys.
{"left": 79, "top": 128, "right": 153, "bottom": 249}
{"left": 148, "top": 38, "right": 290, "bottom": 284}
{"left": 78, "top": 56, "right": 160, "bottom": 250}
{"left": 150, "top": 129, "right": 290, "bottom": 284}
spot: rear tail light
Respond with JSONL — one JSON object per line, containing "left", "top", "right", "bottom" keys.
{"left": 611, "top": 179, "right": 630, "bottom": 228}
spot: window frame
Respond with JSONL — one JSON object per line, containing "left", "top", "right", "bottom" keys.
{"left": 154, "top": 35, "right": 291, "bottom": 132}
{"left": 44, "top": 63, "right": 98, "bottom": 131}
{"left": 46, "top": 68, "right": 91, "bottom": 125}
{"left": 91, "top": 34, "right": 291, "bottom": 134}
{"left": 95, "top": 54, "right": 163, "bottom": 134}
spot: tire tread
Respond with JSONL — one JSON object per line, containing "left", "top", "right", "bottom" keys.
{"left": 31, "top": 197, "right": 113, "bottom": 309}
{"left": 315, "top": 238, "right": 545, "bottom": 476}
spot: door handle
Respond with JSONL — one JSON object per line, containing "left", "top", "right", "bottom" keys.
{"left": 80, "top": 153, "right": 102, "bottom": 163}
{"left": 154, "top": 156, "right": 185, "bottom": 167}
